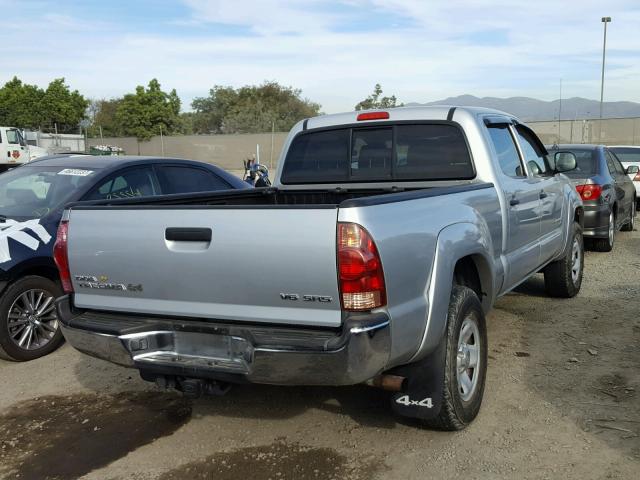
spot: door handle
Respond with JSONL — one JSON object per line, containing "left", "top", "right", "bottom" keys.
{"left": 509, "top": 197, "right": 520, "bottom": 206}
{"left": 165, "top": 227, "right": 212, "bottom": 242}
{"left": 539, "top": 191, "right": 548, "bottom": 199}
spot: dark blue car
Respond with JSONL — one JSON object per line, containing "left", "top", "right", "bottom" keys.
{"left": 0, "top": 155, "right": 249, "bottom": 361}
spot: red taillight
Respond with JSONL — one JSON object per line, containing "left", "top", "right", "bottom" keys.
{"left": 356, "top": 111, "right": 389, "bottom": 121}
{"left": 337, "top": 223, "right": 386, "bottom": 311}
{"left": 575, "top": 184, "right": 603, "bottom": 201}
{"left": 53, "top": 220, "right": 73, "bottom": 293}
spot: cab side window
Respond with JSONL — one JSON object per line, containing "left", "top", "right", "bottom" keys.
{"left": 515, "top": 126, "right": 550, "bottom": 176}
{"left": 155, "top": 166, "right": 231, "bottom": 194}
{"left": 487, "top": 125, "right": 525, "bottom": 178}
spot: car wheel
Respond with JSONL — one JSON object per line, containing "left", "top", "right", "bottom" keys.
{"left": 621, "top": 201, "right": 635, "bottom": 231}
{"left": 422, "top": 286, "right": 487, "bottom": 431}
{"left": 591, "top": 211, "right": 615, "bottom": 252}
{"left": 544, "top": 222, "right": 583, "bottom": 297}
{"left": 0, "top": 276, "right": 64, "bottom": 361}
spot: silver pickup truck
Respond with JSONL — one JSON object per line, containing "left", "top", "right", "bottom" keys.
{"left": 55, "top": 106, "right": 584, "bottom": 430}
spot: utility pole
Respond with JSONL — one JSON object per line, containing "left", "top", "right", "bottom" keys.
{"left": 270, "top": 120, "right": 275, "bottom": 171}
{"left": 159, "top": 125, "right": 165, "bottom": 156}
{"left": 599, "top": 16, "right": 611, "bottom": 142}
{"left": 558, "top": 78, "right": 562, "bottom": 143}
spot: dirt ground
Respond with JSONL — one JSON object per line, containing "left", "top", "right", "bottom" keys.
{"left": 0, "top": 229, "right": 638, "bottom": 480}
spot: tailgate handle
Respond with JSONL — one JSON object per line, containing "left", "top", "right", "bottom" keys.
{"left": 165, "top": 227, "right": 212, "bottom": 242}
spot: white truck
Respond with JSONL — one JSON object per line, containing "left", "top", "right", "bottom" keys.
{"left": 0, "top": 127, "right": 48, "bottom": 172}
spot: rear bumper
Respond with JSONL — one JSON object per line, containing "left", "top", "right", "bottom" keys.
{"left": 583, "top": 204, "right": 611, "bottom": 238}
{"left": 56, "top": 295, "right": 391, "bottom": 386}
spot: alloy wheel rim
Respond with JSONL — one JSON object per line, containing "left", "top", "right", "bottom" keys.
{"left": 7, "top": 289, "right": 58, "bottom": 351}
{"left": 456, "top": 315, "right": 481, "bottom": 402}
{"left": 571, "top": 237, "right": 581, "bottom": 284}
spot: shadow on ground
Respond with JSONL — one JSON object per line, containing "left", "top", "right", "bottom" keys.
{"left": 0, "top": 392, "right": 191, "bottom": 480}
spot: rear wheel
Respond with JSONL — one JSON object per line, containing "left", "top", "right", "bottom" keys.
{"left": 621, "top": 201, "right": 635, "bottom": 231}
{"left": 0, "top": 276, "right": 64, "bottom": 361}
{"left": 422, "top": 286, "right": 487, "bottom": 431}
{"left": 544, "top": 222, "right": 583, "bottom": 297}
{"left": 591, "top": 211, "right": 615, "bottom": 252}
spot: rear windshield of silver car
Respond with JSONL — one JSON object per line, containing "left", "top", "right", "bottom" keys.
{"left": 281, "top": 123, "right": 475, "bottom": 184}
{"left": 610, "top": 147, "right": 640, "bottom": 163}
{"left": 548, "top": 148, "right": 597, "bottom": 177}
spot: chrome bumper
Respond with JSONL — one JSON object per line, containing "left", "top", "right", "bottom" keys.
{"left": 57, "top": 296, "right": 391, "bottom": 386}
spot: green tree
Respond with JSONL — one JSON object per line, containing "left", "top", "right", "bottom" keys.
{"left": 191, "top": 81, "right": 321, "bottom": 134}
{"left": 88, "top": 98, "right": 123, "bottom": 137}
{"left": 355, "top": 84, "right": 402, "bottom": 111}
{"left": 39, "top": 78, "right": 89, "bottom": 132}
{"left": 115, "top": 79, "right": 181, "bottom": 141}
{"left": 0, "top": 77, "right": 88, "bottom": 132}
{"left": 0, "top": 77, "right": 44, "bottom": 129}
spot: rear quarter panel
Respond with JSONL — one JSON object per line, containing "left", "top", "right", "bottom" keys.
{"left": 339, "top": 186, "right": 502, "bottom": 366}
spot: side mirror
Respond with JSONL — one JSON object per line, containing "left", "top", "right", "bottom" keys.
{"left": 554, "top": 151, "right": 577, "bottom": 173}
{"left": 626, "top": 165, "right": 639, "bottom": 175}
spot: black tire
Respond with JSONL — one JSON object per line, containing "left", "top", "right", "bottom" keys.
{"left": 590, "top": 211, "right": 615, "bottom": 252}
{"left": 0, "top": 276, "right": 64, "bottom": 361}
{"left": 423, "top": 286, "right": 487, "bottom": 431}
{"left": 621, "top": 201, "right": 635, "bottom": 232}
{"left": 544, "top": 222, "right": 584, "bottom": 298}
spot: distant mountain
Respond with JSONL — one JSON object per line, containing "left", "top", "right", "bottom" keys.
{"left": 408, "top": 95, "right": 640, "bottom": 121}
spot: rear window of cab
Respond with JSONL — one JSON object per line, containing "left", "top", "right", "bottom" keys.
{"left": 281, "top": 123, "right": 475, "bottom": 184}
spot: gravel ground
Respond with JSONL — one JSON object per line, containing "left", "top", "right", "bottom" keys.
{"left": 0, "top": 228, "right": 638, "bottom": 480}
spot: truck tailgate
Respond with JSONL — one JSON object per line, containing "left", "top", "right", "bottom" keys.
{"left": 66, "top": 207, "right": 342, "bottom": 327}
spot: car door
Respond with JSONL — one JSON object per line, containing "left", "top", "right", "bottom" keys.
{"left": 513, "top": 124, "right": 565, "bottom": 264}
{"left": 82, "top": 166, "right": 161, "bottom": 201}
{"left": 605, "top": 150, "right": 631, "bottom": 227}
{"left": 485, "top": 121, "right": 541, "bottom": 289}
{"left": 153, "top": 164, "right": 233, "bottom": 194}
{"left": 4, "top": 128, "right": 28, "bottom": 164}
{"left": 608, "top": 150, "right": 635, "bottom": 220}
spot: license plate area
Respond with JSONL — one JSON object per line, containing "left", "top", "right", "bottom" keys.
{"left": 121, "top": 331, "right": 253, "bottom": 374}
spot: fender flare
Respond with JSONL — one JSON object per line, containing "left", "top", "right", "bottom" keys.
{"left": 408, "top": 221, "right": 497, "bottom": 363}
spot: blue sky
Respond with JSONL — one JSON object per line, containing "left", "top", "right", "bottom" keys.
{"left": 2, "top": 0, "right": 639, "bottom": 113}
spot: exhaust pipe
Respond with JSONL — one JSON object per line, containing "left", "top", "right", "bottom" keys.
{"left": 365, "top": 374, "right": 406, "bottom": 392}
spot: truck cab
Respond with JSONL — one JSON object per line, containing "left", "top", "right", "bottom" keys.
{"left": 0, "top": 127, "right": 47, "bottom": 172}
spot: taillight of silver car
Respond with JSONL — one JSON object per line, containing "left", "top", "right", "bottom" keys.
{"left": 53, "top": 220, "right": 74, "bottom": 293}
{"left": 337, "top": 222, "right": 386, "bottom": 311}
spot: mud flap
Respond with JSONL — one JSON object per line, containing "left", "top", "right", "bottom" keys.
{"left": 389, "top": 339, "right": 446, "bottom": 420}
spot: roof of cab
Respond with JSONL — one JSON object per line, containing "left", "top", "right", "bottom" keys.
{"left": 300, "top": 105, "right": 518, "bottom": 131}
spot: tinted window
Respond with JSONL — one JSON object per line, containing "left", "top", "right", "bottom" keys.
{"left": 86, "top": 168, "right": 158, "bottom": 200}
{"left": 549, "top": 149, "right": 597, "bottom": 177}
{"left": 156, "top": 166, "right": 231, "bottom": 194}
{"left": 351, "top": 128, "right": 392, "bottom": 180}
{"left": 515, "top": 126, "right": 550, "bottom": 176}
{"left": 609, "top": 147, "right": 640, "bottom": 163}
{"left": 607, "top": 152, "right": 626, "bottom": 176}
{"left": 281, "top": 124, "right": 473, "bottom": 183}
{"left": 283, "top": 129, "right": 349, "bottom": 183}
{"left": 487, "top": 125, "right": 524, "bottom": 178}
{"left": 605, "top": 152, "right": 619, "bottom": 176}
{"left": 395, "top": 125, "right": 474, "bottom": 180}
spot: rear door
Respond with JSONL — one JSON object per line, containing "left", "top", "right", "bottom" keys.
{"left": 607, "top": 150, "right": 635, "bottom": 220}
{"left": 67, "top": 206, "right": 342, "bottom": 327}
{"left": 486, "top": 122, "right": 541, "bottom": 289}
{"left": 605, "top": 151, "right": 631, "bottom": 225}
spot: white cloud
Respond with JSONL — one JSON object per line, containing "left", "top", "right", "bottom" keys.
{"left": 0, "top": 0, "right": 638, "bottom": 113}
